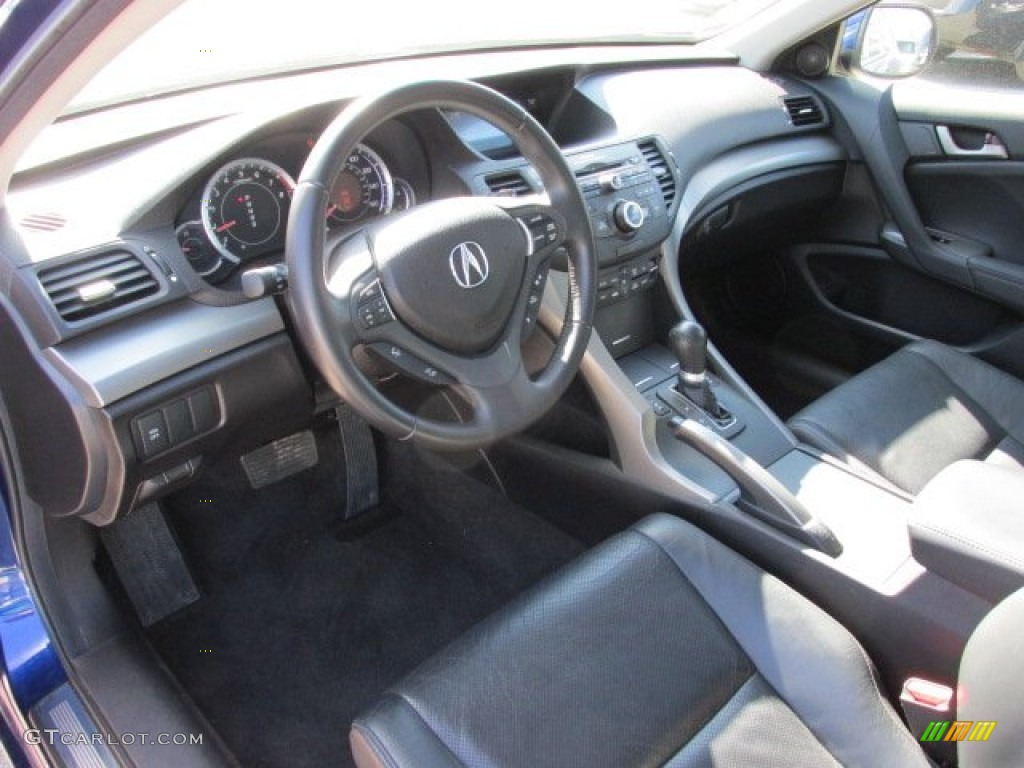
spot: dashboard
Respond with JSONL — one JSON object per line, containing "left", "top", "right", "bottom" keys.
{"left": 2, "top": 55, "right": 846, "bottom": 526}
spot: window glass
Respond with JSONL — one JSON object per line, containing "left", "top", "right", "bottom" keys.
{"left": 67, "top": 0, "right": 784, "bottom": 113}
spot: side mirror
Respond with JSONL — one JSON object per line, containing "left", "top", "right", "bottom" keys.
{"left": 851, "top": 4, "right": 936, "bottom": 78}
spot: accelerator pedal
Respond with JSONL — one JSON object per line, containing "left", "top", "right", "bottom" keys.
{"left": 335, "top": 403, "right": 380, "bottom": 520}
{"left": 100, "top": 503, "right": 199, "bottom": 626}
{"left": 240, "top": 429, "right": 318, "bottom": 489}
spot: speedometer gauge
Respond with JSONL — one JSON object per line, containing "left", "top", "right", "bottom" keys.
{"left": 327, "top": 144, "right": 393, "bottom": 224}
{"left": 201, "top": 158, "right": 295, "bottom": 263}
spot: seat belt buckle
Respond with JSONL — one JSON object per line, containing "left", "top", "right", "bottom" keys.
{"left": 901, "top": 677, "right": 953, "bottom": 712}
{"left": 900, "top": 677, "right": 956, "bottom": 764}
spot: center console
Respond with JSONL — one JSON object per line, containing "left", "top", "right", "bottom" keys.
{"left": 540, "top": 134, "right": 995, "bottom": 730}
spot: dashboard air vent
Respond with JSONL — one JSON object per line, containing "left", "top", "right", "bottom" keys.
{"left": 638, "top": 140, "right": 676, "bottom": 211}
{"left": 39, "top": 250, "right": 159, "bottom": 323}
{"left": 485, "top": 171, "right": 531, "bottom": 197}
{"left": 784, "top": 95, "right": 825, "bottom": 127}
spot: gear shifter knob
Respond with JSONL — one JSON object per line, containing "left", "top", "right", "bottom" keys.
{"left": 668, "top": 319, "right": 728, "bottom": 420}
{"left": 668, "top": 320, "right": 707, "bottom": 386}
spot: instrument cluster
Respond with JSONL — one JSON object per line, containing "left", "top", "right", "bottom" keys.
{"left": 176, "top": 130, "right": 422, "bottom": 284}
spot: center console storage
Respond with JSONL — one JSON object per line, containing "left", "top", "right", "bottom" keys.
{"left": 910, "top": 460, "right": 1024, "bottom": 603}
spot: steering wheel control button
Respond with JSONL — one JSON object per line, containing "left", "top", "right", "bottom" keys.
{"left": 522, "top": 260, "right": 551, "bottom": 334}
{"left": 355, "top": 277, "right": 395, "bottom": 330}
{"left": 356, "top": 278, "right": 383, "bottom": 304}
{"left": 530, "top": 262, "right": 550, "bottom": 291}
{"left": 368, "top": 343, "right": 453, "bottom": 385}
{"left": 358, "top": 297, "right": 394, "bottom": 329}
{"left": 354, "top": 276, "right": 394, "bottom": 331}
{"left": 135, "top": 410, "right": 171, "bottom": 459}
{"left": 519, "top": 212, "right": 561, "bottom": 251}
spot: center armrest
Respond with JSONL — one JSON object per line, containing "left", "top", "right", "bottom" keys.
{"left": 910, "top": 460, "right": 1024, "bottom": 603}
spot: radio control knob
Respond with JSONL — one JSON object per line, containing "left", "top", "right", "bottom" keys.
{"left": 613, "top": 200, "right": 645, "bottom": 233}
{"left": 598, "top": 172, "right": 625, "bottom": 191}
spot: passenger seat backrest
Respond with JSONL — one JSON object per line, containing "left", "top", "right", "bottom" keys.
{"left": 958, "top": 587, "right": 1024, "bottom": 767}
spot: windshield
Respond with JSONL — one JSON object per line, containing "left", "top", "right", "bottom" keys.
{"left": 67, "top": 0, "right": 782, "bottom": 112}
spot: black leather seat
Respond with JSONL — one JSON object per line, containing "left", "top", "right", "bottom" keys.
{"left": 788, "top": 340, "right": 1024, "bottom": 496}
{"left": 352, "top": 514, "right": 948, "bottom": 767}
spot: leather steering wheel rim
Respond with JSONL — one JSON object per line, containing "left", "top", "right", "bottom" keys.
{"left": 286, "top": 80, "right": 596, "bottom": 451}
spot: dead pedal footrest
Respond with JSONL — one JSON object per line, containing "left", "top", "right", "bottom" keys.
{"left": 240, "top": 430, "right": 318, "bottom": 489}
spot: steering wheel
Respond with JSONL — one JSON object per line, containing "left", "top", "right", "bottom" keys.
{"left": 286, "top": 80, "right": 596, "bottom": 451}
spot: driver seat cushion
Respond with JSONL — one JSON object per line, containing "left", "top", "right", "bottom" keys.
{"left": 788, "top": 340, "right": 1024, "bottom": 496}
{"left": 350, "top": 514, "right": 928, "bottom": 768}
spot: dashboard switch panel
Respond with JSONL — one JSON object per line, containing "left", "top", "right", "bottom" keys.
{"left": 132, "top": 385, "right": 220, "bottom": 461}
{"left": 188, "top": 388, "right": 219, "bottom": 433}
{"left": 164, "top": 399, "right": 193, "bottom": 443}
{"left": 596, "top": 254, "right": 659, "bottom": 308}
{"left": 135, "top": 411, "right": 170, "bottom": 458}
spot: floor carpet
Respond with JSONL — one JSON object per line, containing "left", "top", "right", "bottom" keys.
{"left": 147, "top": 430, "right": 584, "bottom": 768}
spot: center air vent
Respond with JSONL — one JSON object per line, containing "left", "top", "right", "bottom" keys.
{"left": 484, "top": 171, "right": 531, "bottom": 197}
{"left": 39, "top": 250, "right": 159, "bottom": 323}
{"left": 783, "top": 95, "right": 825, "bottom": 127}
{"left": 638, "top": 140, "right": 677, "bottom": 211}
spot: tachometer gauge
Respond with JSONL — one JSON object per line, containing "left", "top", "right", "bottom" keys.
{"left": 175, "top": 221, "right": 222, "bottom": 277}
{"left": 201, "top": 158, "right": 295, "bottom": 263}
{"left": 327, "top": 144, "right": 393, "bottom": 224}
{"left": 392, "top": 177, "right": 416, "bottom": 212}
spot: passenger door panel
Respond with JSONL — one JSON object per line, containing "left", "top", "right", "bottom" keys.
{"left": 907, "top": 160, "right": 1024, "bottom": 265}
{"left": 880, "top": 85, "right": 1024, "bottom": 314}
{"left": 791, "top": 77, "right": 1024, "bottom": 380}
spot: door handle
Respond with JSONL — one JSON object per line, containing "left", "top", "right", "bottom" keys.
{"left": 936, "top": 125, "right": 1009, "bottom": 159}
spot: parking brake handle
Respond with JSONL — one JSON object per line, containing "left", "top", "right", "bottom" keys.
{"left": 669, "top": 417, "right": 843, "bottom": 558}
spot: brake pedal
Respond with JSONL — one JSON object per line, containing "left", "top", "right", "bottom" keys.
{"left": 336, "top": 403, "right": 380, "bottom": 519}
{"left": 101, "top": 503, "right": 199, "bottom": 626}
{"left": 240, "top": 429, "right": 318, "bottom": 489}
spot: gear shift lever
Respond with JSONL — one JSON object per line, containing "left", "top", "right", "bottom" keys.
{"left": 668, "top": 320, "right": 727, "bottom": 419}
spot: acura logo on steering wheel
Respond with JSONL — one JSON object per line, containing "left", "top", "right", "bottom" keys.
{"left": 449, "top": 241, "right": 490, "bottom": 289}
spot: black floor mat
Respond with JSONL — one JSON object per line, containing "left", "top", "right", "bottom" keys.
{"left": 148, "top": 434, "right": 584, "bottom": 768}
